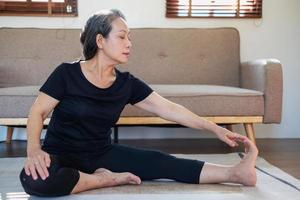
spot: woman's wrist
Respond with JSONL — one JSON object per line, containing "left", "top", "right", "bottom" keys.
{"left": 27, "top": 143, "right": 41, "bottom": 154}
{"left": 211, "top": 124, "right": 224, "bottom": 135}
{"left": 200, "top": 118, "right": 221, "bottom": 134}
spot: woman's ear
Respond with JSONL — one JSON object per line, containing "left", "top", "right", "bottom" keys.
{"left": 96, "top": 34, "right": 104, "bottom": 49}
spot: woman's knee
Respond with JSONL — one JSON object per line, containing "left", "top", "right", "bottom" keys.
{"left": 20, "top": 168, "right": 51, "bottom": 196}
{"left": 19, "top": 167, "right": 79, "bottom": 197}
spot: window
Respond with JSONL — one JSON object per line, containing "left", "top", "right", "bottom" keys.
{"left": 0, "top": 0, "right": 77, "bottom": 17}
{"left": 166, "top": 0, "right": 262, "bottom": 18}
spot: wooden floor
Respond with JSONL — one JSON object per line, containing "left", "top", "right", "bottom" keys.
{"left": 0, "top": 138, "right": 299, "bottom": 179}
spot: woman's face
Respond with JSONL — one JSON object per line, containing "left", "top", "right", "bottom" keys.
{"left": 99, "top": 17, "right": 132, "bottom": 64}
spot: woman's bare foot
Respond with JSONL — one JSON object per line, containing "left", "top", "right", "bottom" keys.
{"left": 71, "top": 169, "right": 141, "bottom": 194}
{"left": 228, "top": 138, "right": 258, "bottom": 186}
{"left": 93, "top": 168, "right": 141, "bottom": 187}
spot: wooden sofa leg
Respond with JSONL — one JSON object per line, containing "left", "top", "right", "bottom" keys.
{"left": 225, "top": 124, "right": 233, "bottom": 132}
{"left": 243, "top": 123, "right": 256, "bottom": 145}
{"left": 6, "top": 126, "right": 14, "bottom": 144}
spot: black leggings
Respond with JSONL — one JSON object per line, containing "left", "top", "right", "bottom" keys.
{"left": 19, "top": 144, "right": 204, "bottom": 197}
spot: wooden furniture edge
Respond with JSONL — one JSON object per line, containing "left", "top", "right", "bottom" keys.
{"left": 0, "top": 116, "right": 263, "bottom": 126}
{"left": 1, "top": 116, "right": 262, "bottom": 144}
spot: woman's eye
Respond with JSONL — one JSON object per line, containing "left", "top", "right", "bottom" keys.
{"left": 120, "top": 36, "right": 125, "bottom": 39}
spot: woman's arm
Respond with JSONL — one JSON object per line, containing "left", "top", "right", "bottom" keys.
{"left": 134, "top": 92, "right": 246, "bottom": 147}
{"left": 25, "top": 92, "right": 59, "bottom": 180}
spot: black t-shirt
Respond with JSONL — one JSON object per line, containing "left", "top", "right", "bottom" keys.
{"left": 40, "top": 61, "right": 153, "bottom": 155}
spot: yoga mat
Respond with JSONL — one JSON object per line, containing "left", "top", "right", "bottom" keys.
{"left": 1, "top": 153, "right": 299, "bottom": 200}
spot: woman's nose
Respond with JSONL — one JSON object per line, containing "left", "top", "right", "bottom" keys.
{"left": 127, "top": 39, "right": 132, "bottom": 48}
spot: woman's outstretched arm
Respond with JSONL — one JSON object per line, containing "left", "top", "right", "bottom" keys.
{"left": 134, "top": 91, "right": 247, "bottom": 147}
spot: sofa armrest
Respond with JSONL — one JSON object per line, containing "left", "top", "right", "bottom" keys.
{"left": 240, "top": 59, "right": 283, "bottom": 123}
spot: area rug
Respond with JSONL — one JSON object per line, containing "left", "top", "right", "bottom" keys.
{"left": 0, "top": 153, "right": 299, "bottom": 200}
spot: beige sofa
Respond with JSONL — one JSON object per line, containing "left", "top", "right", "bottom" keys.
{"left": 0, "top": 27, "right": 283, "bottom": 144}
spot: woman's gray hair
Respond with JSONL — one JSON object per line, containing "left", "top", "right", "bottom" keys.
{"left": 80, "top": 9, "right": 126, "bottom": 60}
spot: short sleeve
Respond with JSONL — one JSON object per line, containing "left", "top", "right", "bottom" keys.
{"left": 39, "top": 64, "right": 66, "bottom": 101}
{"left": 128, "top": 74, "right": 153, "bottom": 105}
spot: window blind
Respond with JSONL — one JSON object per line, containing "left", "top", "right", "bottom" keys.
{"left": 0, "top": 0, "right": 77, "bottom": 16}
{"left": 166, "top": 0, "right": 262, "bottom": 18}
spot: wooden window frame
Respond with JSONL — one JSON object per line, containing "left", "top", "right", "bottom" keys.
{"left": 0, "top": 0, "right": 77, "bottom": 17}
{"left": 166, "top": 0, "right": 262, "bottom": 18}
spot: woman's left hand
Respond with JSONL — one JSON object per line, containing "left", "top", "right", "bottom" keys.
{"left": 214, "top": 126, "right": 248, "bottom": 147}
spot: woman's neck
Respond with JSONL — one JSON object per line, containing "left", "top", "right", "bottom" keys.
{"left": 83, "top": 56, "right": 116, "bottom": 78}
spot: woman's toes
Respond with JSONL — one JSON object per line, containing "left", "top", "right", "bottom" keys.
{"left": 128, "top": 173, "right": 141, "bottom": 184}
{"left": 243, "top": 139, "right": 259, "bottom": 155}
{"left": 93, "top": 168, "right": 141, "bottom": 186}
{"left": 121, "top": 172, "right": 140, "bottom": 185}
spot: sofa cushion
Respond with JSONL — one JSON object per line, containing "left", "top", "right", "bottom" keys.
{"left": 0, "top": 86, "right": 38, "bottom": 118}
{"left": 121, "top": 84, "right": 264, "bottom": 117}
{"left": 0, "top": 85, "right": 264, "bottom": 118}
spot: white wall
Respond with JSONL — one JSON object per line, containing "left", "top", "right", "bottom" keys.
{"left": 1, "top": 0, "right": 299, "bottom": 140}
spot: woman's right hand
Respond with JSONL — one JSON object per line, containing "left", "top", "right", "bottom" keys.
{"left": 24, "top": 147, "right": 51, "bottom": 180}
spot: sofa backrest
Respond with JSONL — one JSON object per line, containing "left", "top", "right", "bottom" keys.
{"left": 0, "top": 27, "right": 240, "bottom": 88}
{"left": 123, "top": 28, "right": 240, "bottom": 86}
{"left": 0, "top": 28, "right": 82, "bottom": 88}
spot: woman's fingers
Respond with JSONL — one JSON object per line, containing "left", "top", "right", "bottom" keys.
{"left": 227, "top": 132, "right": 246, "bottom": 140}
{"left": 222, "top": 130, "right": 257, "bottom": 154}
{"left": 224, "top": 132, "right": 251, "bottom": 147}
{"left": 224, "top": 132, "right": 241, "bottom": 147}
{"left": 226, "top": 137, "right": 238, "bottom": 147}
{"left": 220, "top": 132, "right": 235, "bottom": 147}
{"left": 44, "top": 153, "right": 51, "bottom": 168}
{"left": 34, "top": 161, "right": 47, "bottom": 180}
{"left": 230, "top": 136, "right": 257, "bottom": 154}
{"left": 38, "top": 156, "right": 49, "bottom": 178}
{"left": 25, "top": 151, "right": 51, "bottom": 181}
{"left": 24, "top": 163, "right": 31, "bottom": 176}
{"left": 28, "top": 162, "right": 38, "bottom": 180}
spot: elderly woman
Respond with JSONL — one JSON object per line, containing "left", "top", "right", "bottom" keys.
{"left": 19, "top": 9, "right": 258, "bottom": 197}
